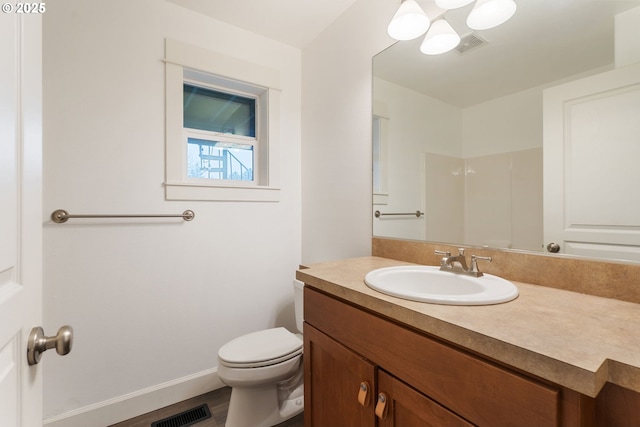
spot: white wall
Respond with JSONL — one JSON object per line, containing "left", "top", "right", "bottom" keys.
{"left": 615, "top": 6, "right": 640, "bottom": 68}
{"left": 42, "top": 1, "right": 301, "bottom": 424}
{"left": 301, "top": 0, "right": 396, "bottom": 263}
{"left": 462, "top": 88, "right": 542, "bottom": 158}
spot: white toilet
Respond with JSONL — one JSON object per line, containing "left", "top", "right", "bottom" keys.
{"left": 217, "top": 280, "right": 304, "bottom": 427}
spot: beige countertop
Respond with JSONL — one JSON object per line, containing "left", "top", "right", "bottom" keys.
{"left": 296, "top": 256, "right": 640, "bottom": 398}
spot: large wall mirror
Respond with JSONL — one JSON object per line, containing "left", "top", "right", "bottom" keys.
{"left": 373, "top": 0, "right": 640, "bottom": 263}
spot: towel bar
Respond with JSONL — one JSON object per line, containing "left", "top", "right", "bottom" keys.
{"left": 374, "top": 210, "right": 423, "bottom": 218}
{"left": 51, "top": 209, "right": 195, "bottom": 223}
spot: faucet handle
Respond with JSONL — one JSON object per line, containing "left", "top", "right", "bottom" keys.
{"left": 470, "top": 255, "right": 492, "bottom": 276}
{"left": 434, "top": 250, "right": 451, "bottom": 257}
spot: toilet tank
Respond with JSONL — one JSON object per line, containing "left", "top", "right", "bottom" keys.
{"left": 293, "top": 280, "right": 304, "bottom": 333}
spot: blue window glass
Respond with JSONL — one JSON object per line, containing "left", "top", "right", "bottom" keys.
{"left": 187, "top": 138, "right": 254, "bottom": 181}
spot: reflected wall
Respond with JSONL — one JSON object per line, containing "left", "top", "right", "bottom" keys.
{"left": 372, "top": 75, "right": 543, "bottom": 250}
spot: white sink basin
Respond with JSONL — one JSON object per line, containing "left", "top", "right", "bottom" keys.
{"left": 364, "top": 265, "right": 518, "bottom": 306}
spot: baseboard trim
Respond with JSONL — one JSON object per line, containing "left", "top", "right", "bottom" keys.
{"left": 43, "top": 368, "right": 224, "bottom": 427}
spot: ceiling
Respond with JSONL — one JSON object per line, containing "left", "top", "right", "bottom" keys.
{"left": 165, "top": 0, "right": 639, "bottom": 107}
{"left": 165, "top": 0, "right": 360, "bottom": 48}
{"left": 375, "top": 0, "right": 640, "bottom": 107}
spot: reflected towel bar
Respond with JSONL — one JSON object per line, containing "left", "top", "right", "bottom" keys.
{"left": 375, "top": 210, "right": 423, "bottom": 218}
{"left": 51, "top": 209, "right": 195, "bottom": 223}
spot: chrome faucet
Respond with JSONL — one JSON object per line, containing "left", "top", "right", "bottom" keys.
{"left": 435, "top": 248, "right": 492, "bottom": 277}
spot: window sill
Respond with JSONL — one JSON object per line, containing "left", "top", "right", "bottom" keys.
{"left": 165, "top": 182, "right": 280, "bottom": 202}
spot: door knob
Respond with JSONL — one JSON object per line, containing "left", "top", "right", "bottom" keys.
{"left": 27, "top": 325, "right": 74, "bottom": 366}
{"left": 546, "top": 242, "right": 561, "bottom": 253}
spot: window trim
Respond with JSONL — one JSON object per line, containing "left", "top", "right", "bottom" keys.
{"left": 164, "top": 38, "right": 281, "bottom": 202}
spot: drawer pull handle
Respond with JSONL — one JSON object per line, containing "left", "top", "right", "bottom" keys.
{"left": 375, "top": 392, "right": 389, "bottom": 419}
{"left": 358, "top": 381, "right": 371, "bottom": 407}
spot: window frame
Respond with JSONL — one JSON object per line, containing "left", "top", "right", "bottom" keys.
{"left": 164, "top": 39, "right": 281, "bottom": 202}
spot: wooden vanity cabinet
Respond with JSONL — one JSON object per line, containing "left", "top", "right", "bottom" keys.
{"left": 304, "top": 322, "right": 375, "bottom": 426}
{"left": 304, "top": 323, "right": 472, "bottom": 427}
{"left": 304, "top": 287, "right": 594, "bottom": 427}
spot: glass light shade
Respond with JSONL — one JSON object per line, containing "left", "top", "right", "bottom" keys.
{"left": 387, "top": 0, "right": 431, "bottom": 41}
{"left": 420, "top": 20, "right": 461, "bottom": 55}
{"left": 434, "top": 0, "right": 475, "bottom": 10}
{"left": 466, "top": 0, "right": 517, "bottom": 30}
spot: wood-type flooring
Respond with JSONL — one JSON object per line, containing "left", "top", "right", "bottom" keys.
{"left": 110, "top": 386, "right": 304, "bottom": 427}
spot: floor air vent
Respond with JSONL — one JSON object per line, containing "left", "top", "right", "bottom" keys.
{"left": 151, "top": 404, "right": 212, "bottom": 427}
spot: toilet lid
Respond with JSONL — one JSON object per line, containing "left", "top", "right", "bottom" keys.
{"left": 218, "top": 327, "right": 303, "bottom": 367}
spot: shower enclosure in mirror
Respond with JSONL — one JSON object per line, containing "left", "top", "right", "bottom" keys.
{"left": 373, "top": 0, "right": 640, "bottom": 263}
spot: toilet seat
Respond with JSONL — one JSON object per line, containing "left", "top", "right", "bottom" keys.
{"left": 218, "top": 327, "right": 302, "bottom": 368}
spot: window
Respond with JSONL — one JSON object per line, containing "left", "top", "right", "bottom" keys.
{"left": 164, "top": 39, "right": 281, "bottom": 201}
{"left": 187, "top": 137, "right": 254, "bottom": 181}
{"left": 183, "top": 84, "right": 256, "bottom": 137}
{"left": 372, "top": 107, "right": 389, "bottom": 205}
{"left": 184, "top": 84, "right": 256, "bottom": 182}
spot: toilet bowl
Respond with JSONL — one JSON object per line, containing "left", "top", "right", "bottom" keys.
{"left": 217, "top": 280, "right": 305, "bottom": 427}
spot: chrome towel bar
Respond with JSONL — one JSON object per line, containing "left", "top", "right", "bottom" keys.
{"left": 374, "top": 210, "right": 423, "bottom": 218}
{"left": 51, "top": 209, "right": 195, "bottom": 223}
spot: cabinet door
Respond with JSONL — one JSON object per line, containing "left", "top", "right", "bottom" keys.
{"left": 376, "top": 370, "right": 475, "bottom": 427}
{"left": 304, "top": 323, "right": 376, "bottom": 427}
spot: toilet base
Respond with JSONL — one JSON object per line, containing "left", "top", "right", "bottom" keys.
{"left": 225, "top": 382, "right": 304, "bottom": 427}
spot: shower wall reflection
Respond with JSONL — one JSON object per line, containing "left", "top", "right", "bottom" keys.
{"left": 372, "top": 76, "right": 543, "bottom": 250}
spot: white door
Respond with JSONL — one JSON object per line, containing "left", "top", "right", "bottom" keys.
{"left": 0, "top": 12, "right": 43, "bottom": 426}
{"left": 543, "top": 62, "right": 640, "bottom": 262}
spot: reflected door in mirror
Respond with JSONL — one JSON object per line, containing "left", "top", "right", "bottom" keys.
{"left": 544, "top": 62, "right": 640, "bottom": 261}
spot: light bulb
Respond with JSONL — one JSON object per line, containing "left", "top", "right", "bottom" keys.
{"left": 420, "top": 19, "right": 461, "bottom": 55}
{"left": 466, "top": 0, "right": 517, "bottom": 30}
{"left": 387, "top": 0, "right": 431, "bottom": 41}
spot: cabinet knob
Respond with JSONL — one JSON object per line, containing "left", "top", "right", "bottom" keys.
{"left": 358, "top": 381, "right": 371, "bottom": 407}
{"left": 375, "top": 392, "right": 389, "bottom": 419}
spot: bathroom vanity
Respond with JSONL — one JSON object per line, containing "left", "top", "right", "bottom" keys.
{"left": 297, "top": 256, "right": 640, "bottom": 427}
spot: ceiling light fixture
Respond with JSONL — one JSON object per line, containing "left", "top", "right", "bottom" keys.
{"left": 420, "top": 19, "right": 461, "bottom": 55}
{"left": 387, "top": 0, "right": 517, "bottom": 55}
{"left": 387, "top": 0, "right": 431, "bottom": 41}
{"left": 466, "top": 0, "right": 517, "bottom": 30}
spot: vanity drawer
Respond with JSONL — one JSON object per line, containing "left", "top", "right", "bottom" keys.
{"left": 304, "top": 287, "right": 560, "bottom": 427}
